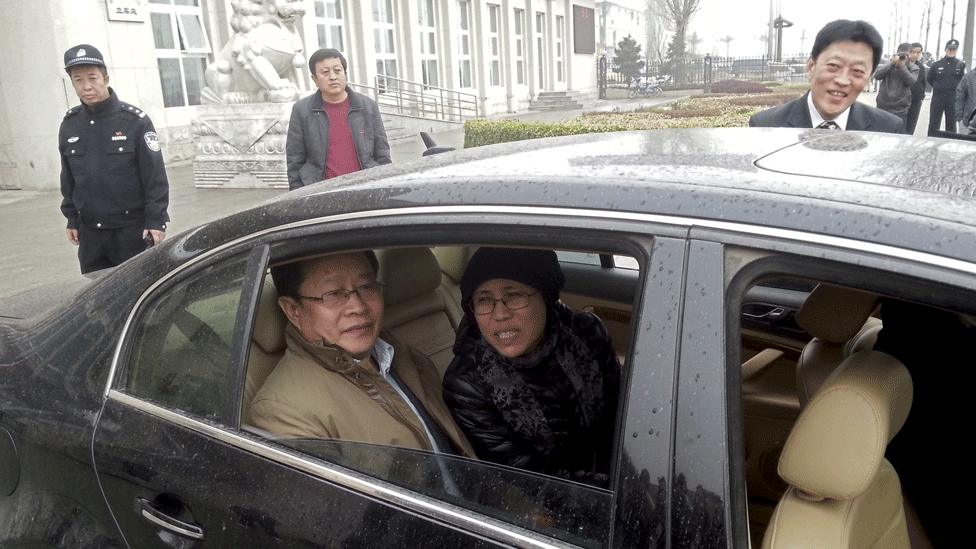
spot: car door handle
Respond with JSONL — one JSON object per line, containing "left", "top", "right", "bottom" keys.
{"left": 742, "top": 306, "right": 786, "bottom": 320}
{"left": 136, "top": 497, "right": 205, "bottom": 540}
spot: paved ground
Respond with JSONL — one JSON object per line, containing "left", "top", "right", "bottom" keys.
{"left": 0, "top": 91, "right": 688, "bottom": 299}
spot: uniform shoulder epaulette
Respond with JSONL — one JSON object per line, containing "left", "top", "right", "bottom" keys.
{"left": 119, "top": 101, "right": 147, "bottom": 119}
{"left": 63, "top": 105, "right": 81, "bottom": 119}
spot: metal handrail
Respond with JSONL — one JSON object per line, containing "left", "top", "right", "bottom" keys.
{"left": 348, "top": 75, "right": 478, "bottom": 122}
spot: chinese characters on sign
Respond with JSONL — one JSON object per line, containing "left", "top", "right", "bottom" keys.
{"left": 106, "top": 0, "right": 145, "bottom": 23}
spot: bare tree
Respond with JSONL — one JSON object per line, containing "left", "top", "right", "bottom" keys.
{"left": 951, "top": 0, "right": 959, "bottom": 38}
{"left": 720, "top": 35, "right": 734, "bottom": 59}
{"left": 660, "top": 0, "right": 702, "bottom": 82}
{"left": 925, "top": 0, "right": 934, "bottom": 52}
{"left": 937, "top": 0, "right": 947, "bottom": 54}
{"left": 965, "top": 0, "right": 975, "bottom": 67}
{"left": 688, "top": 31, "right": 703, "bottom": 56}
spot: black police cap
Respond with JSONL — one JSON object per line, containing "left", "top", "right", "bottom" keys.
{"left": 946, "top": 39, "right": 960, "bottom": 50}
{"left": 64, "top": 44, "right": 106, "bottom": 71}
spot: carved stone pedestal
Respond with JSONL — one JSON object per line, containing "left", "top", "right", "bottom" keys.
{"left": 192, "top": 103, "right": 292, "bottom": 189}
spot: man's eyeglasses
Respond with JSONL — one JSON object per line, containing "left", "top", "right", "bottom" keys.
{"left": 472, "top": 291, "right": 537, "bottom": 315}
{"left": 298, "top": 281, "right": 384, "bottom": 307}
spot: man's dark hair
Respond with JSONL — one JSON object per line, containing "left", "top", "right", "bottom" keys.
{"left": 810, "top": 19, "right": 884, "bottom": 70}
{"left": 896, "top": 42, "right": 912, "bottom": 53}
{"left": 271, "top": 251, "right": 378, "bottom": 298}
{"left": 911, "top": 42, "right": 923, "bottom": 50}
{"left": 308, "top": 48, "right": 347, "bottom": 74}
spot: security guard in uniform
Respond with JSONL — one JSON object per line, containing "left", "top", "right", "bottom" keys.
{"left": 59, "top": 44, "right": 170, "bottom": 274}
{"left": 927, "top": 38, "right": 966, "bottom": 135}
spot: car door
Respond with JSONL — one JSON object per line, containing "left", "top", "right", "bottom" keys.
{"left": 91, "top": 245, "right": 500, "bottom": 547}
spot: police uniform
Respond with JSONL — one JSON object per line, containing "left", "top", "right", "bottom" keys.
{"left": 927, "top": 39, "right": 966, "bottom": 135}
{"left": 59, "top": 44, "right": 169, "bottom": 274}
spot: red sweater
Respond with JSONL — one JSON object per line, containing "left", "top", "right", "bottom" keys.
{"left": 324, "top": 97, "right": 361, "bottom": 179}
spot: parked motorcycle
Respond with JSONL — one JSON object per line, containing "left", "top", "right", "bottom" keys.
{"left": 629, "top": 76, "right": 663, "bottom": 98}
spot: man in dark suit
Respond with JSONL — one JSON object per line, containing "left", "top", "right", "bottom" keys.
{"left": 750, "top": 19, "right": 903, "bottom": 134}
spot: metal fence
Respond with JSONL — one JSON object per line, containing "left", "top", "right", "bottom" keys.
{"left": 602, "top": 53, "right": 811, "bottom": 89}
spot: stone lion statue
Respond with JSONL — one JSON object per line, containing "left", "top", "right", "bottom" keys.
{"left": 202, "top": 0, "right": 307, "bottom": 104}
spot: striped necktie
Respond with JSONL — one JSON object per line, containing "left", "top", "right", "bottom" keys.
{"left": 816, "top": 120, "right": 841, "bottom": 130}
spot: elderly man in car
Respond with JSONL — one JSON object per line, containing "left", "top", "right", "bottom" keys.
{"left": 249, "top": 251, "right": 473, "bottom": 457}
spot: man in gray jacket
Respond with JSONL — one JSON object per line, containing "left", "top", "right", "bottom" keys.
{"left": 286, "top": 48, "right": 391, "bottom": 190}
{"left": 874, "top": 42, "right": 918, "bottom": 133}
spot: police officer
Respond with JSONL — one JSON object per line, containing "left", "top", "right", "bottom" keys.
{"left": 59, "top": 44, "right": 170, "bottom": 274}
{"left": 927, "top": 38, "right": 966, "bottom": 135}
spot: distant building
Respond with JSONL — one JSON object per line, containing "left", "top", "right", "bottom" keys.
{"left": 0, "top": 0, "right": 596, "bottom": 191}
{"left": 596, "top": 0, "right": 647, "bottom": 60}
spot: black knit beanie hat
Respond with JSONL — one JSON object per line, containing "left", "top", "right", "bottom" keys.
{"left": 460, "top": 248, "right": 565, "bottom": 310}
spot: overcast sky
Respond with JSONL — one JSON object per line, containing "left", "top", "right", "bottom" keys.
{"left": 690, "top": 0, "right": 971, "bottom": 58}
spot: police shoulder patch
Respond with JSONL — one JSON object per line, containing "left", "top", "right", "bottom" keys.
{"left": 144, "top": 131, "right": 161, "bottom": 152}
{"left": 63, "top": 106, "right": 80, "bottom": 119}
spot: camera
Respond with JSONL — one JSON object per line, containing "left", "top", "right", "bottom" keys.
{"left": 897, "top": 52, "right": 907, "bottom": 60}
{"left": 143, "top": 233, "right": 155, "bottom": 248}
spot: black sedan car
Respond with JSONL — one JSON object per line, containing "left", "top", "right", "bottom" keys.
{"left": 0, "top": 128, "right": 972, "bottom": 548}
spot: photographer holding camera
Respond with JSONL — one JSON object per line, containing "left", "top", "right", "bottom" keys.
{"left": 873, "top": 42, "right": 918, "bottom": 133}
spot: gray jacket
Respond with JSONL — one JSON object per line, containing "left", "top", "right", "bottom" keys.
{"left": 286, "top": 87, "right": 391, "bottom": 190}
{"left": 955, "top": 70, "right": 976, "bottom": 127}
{"left": 874, "top": 61, "right": 919, "bottom": 116}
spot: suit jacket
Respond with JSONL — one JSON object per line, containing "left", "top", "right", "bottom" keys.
{"left": 749, "top": 93, "right": 904, "bottom": 133}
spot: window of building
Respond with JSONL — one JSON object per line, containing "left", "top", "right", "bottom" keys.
{"left": 555, "top": 14, "right": 564, "bottom": 82}
{"left": 149, "top": 0, "right": 211, "bottom": 107}
{"left": 536, "top": 12, "right": 547, "bottom": 88}
{"left": 488, "top": 4, "right": 502, "bottom": 86}
{"left": 514, "top": 8, "right": 525, "bottom": 85}
{"left": 458, "top": 0, "right": 473, "bottom": 88}
{"left": 314, "top": 0, "right": 345, "bottom": 51}
{"left": 373, "top": 0, "right": 399, "bottom": 90}
{"left": 418, "top": 0, "right": 439, "bottom": 88}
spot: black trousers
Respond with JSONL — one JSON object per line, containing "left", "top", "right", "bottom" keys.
{"left": 77, "top": 223, "right": 147, "bottom": 274}
{"left": 928, "top": 93, "right": 957, "bottom": 135}
{"left": 906, "top": 97, "right": 923, "bottom": 134}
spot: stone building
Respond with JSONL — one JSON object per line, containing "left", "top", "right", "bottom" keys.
{"left": 0, "top": 0, "right": 596, "bottom": 191}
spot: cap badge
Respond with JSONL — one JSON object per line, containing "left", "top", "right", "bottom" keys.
{"left": 76, "top": 49, "right": 87, "bottom": 57}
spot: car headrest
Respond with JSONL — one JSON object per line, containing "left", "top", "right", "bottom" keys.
{"left": 433, "top": 246, "right": 476, "bottom": 284}
{"left": 377, "top": 248, "right": 442, "bottom": 307}
{"left": 252, "top": 279, "right": 287, "bottom": 354}
{"left": 778, "top": 351, "right": 912, "bottom": 500}
{"left": 796, "top": 284, "right": 878, "bottom": 343}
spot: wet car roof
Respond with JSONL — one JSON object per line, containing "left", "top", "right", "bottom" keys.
{"left": 198, "top": 128, "right": 976, "bottom": 266}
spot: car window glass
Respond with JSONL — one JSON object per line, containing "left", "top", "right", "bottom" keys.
{"left": 277, "top": 438, "right": 611, "bottom": 548}
{"left": 124, "top": 253, "right": 249, "bottom": 422}
{"left": 244, "top": 244, "right": 642, "bottom": 547}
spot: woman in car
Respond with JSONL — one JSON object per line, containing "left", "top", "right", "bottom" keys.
{"left": 442, "top": 247, "right": 621, "bottom": 486}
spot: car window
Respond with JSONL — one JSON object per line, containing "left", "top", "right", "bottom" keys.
{"left": 728, "top": 249, "right": 976, "bottom": 548}
{"left": 278, "top": 438, "right": 611, "bottom": 547}
{"left": 124, "top": 253, "right": 250, "bottom": 422}
{"left": 243, "top": 242, "right": 644, "bottom": 546}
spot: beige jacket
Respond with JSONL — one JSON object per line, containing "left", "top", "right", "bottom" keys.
{"left": 249, "top": 325, "right": 474, "bottom": 457}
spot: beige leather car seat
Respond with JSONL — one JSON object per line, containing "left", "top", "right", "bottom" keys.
{"left": 761, "top": 350, "right": 913, "bottom": 549}
{"left": 431, "top": 245, "right": 474, "bottom": 322}
{"left": 794, "top": 284, "right": 880, "bottom": 407}
{"left": 243, "top": 278, "right": 287, "bottom": 422}
{"left": 378, "top": 247, "right": 462, "bottom": 378}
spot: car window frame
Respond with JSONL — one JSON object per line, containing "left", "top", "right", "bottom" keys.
{"left": 105, "top": 206, "right": 691, "bottom": 547}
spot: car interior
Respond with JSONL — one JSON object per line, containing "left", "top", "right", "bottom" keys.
{"left": 740, "top": 274, "right": 970, "bottom": 549}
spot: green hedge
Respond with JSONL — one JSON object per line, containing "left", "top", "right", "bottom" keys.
{"left": 464, "top": 119, "right": 630, "bottom": 148}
